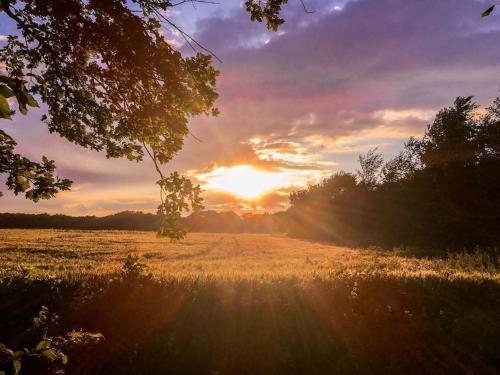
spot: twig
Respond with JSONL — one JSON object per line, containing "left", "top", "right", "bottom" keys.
{"left": 171, "top": 0, "right": 220, "bottom": 6}
{"left": 152, "top": 9, "right": 222, "bottom": 63}
{"left": 189, "top": 130, "right": 203, "bottom": 142}
{"left": 299, "top": 0, "right": 315, "bottom": 14}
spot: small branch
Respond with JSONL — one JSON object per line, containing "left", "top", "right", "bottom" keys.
{"left": 171, "top": 0, "right": 220, "bottom": 6}
{"left": 152, "top": 9, "right": 222, "bottom": 63}
{"left": 143, "top": 141, "right": 167, "bottom": 205}
{"left": 188, "top": 130, "right": 203, "bottom": 142}
{"left": 142, "top": 141, "right": 164, "bottom": 179}
{"left": 299, "top": 0, "right": 315, "bottom": 14}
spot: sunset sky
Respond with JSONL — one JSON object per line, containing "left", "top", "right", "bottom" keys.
{"left": 2, "top": 0, "right": 500, "bottom": 216}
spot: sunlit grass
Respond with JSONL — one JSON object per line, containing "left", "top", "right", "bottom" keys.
{"left": 0, "top": 229, "right": 497, "bottom": 282}
{"left": 0, "top": 229, "right": 498, "bottom": 373}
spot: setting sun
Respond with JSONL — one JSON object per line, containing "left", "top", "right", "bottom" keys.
{"left": 197, "top": 165, "right": 287, "bottom": 199}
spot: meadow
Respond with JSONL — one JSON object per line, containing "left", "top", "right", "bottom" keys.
{"left": 0, "top": 229, "right": 499, "bottom": 374}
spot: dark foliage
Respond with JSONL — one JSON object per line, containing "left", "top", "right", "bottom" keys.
{"left": 0, "top": 306, "right": 103, "bottom": 375}
{"left": 0, "top": 211, "right": 159, "bottom": 231}
{"left": 0, "top": 130, "right": 71, "bottom": 201}
{"left": 287, "top": 96, "right": 500, "bottom": 251}
{"left": 1, "top": 273, "right": 498, "bottom": 374}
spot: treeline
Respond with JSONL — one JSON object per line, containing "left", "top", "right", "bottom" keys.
{"left": 0, "top": 210, "right": 288, "bottom": 233}
{"left": 0, "top": 211, "right": 160, "bottom": 231}
{"left": 287, "top": 96, "right": 500, "bottom": 250}
{"left": 185, "top": 211, "right": 287, "bottom": 233}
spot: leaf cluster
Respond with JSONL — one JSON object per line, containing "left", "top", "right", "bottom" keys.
{"left": 0, "top": 130, "right": 71, "bottom": 200}
{"left": 157, "top": 171, "right": 203, "bottom": 240}
{"left": 0, "top": 75, "right": 39, "bottom": 119}
{"left": 0, "top": 306, "right": 103, "bottom": 375}
{"left": 245, "top": 0, "right": 289, "bottom": 31}
{"left": 121, "top": 253, "right": 152, "bottom": 279}
{"left": 1, "top": 0, "right": 219, "bottom": 163}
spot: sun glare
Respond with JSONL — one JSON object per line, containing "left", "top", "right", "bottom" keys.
{"left": 197, "top": 165, "right": 288, "bottom": 199}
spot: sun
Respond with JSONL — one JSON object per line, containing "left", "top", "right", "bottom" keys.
{"left": 197, "top": 165, "right": 286, "bottom": 199}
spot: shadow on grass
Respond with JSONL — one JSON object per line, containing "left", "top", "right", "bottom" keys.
{"left": 1, "top": 276, "right": 499, "bottom": 374}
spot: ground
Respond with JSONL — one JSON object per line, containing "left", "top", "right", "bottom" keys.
{"left": 0, "top": 230, "right": 497, "bottom": 281}
{"left": 0, "top": 230, "right": 498, "bottom": 374}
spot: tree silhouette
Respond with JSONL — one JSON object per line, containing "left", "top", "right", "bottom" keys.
{"left": 287, "top": 96, "right": 500, "bottom": 251}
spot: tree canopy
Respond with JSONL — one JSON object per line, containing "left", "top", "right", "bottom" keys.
{"left": 0, "top": 0, "right": 290, "bottom": 239}
{"left": 287, "top": 96, "right": 500, "bottom": 252}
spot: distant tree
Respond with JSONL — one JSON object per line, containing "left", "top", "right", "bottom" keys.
{"left": 413, "top": 96, "right": 478, "bottom": 168}
{"left": 381, "top": 146, "right": 419, "bottom": 184}
{"left": 479, "top": 97, "right": 500, "bottom": 160}
{"left": 356, "top": 148, "right": 384, "bottom": 189}
{"left": 0, "top": 0, "right": 294, "bottom": 239}
{"left": 0, "top": 209, "right": 288, "bottom": 233}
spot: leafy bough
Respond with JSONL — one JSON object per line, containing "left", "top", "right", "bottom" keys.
{"left": 0, "top": 306, "right": 103, "bottom": 375}
{"left": 0, "top": 0, "right": 304, "bottom": 239}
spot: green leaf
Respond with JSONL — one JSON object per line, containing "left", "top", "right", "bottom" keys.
{"left": 0, "top": 95, "right": 12, "bottom": 119}
{"left": 13, "top": 359, "right": 21, "bottom": 375}
{"left": 26, "top": 93, "right": 39, "bottom": 108}
{"left": 0, "top": 371, "right": 6, "bottom": 375}
{"left": 0, "top": 84, "right": 14, "bottom": 98}
{"left": 36, "top": 340, "right": 50, "bottom": 351}
{"left": 61, "top": 353, "right": 68, "bottom": 365}
{"left": 16, "top": 176, "right": 30, "bottom": 191}
{"left": 13, "top": 350, "right": 24, "bottom": 359}
{"left": 18, "top": 103, "right": 28, "bottom": 115}
{"left": 482, "top": 5, "right": 495, "bottom": 17}
{"left": 42, "top": 349, "right": 59, "bottom": 362}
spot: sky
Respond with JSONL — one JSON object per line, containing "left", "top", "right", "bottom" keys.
{"left": 1, "top": 0, "right": 500, "bottom": 216}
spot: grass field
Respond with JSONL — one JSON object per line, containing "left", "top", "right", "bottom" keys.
{"left": 0, "top": 230, "right": 499, "bottom": 374}
{"left": 0, "top": 229, "right": 498, "bottom": 281}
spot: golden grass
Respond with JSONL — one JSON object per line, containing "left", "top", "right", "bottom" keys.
{"left": 0, "top": 229, "right": 497, "bottom": 282}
